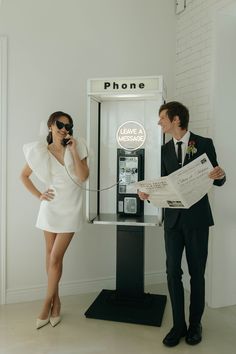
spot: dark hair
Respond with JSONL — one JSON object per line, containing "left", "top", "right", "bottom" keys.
{"left": 46, "top": 111, "right": 73, "bottom": 144}
{"left": 159, "top": 101, "right": 189, "bottom": 129}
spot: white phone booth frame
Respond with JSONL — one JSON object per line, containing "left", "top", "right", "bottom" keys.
{"left": 85, "top": 75, "right": 167, "bottom": 327}
{"left": 86, "top": 75, "right": 166, "bottom": 226}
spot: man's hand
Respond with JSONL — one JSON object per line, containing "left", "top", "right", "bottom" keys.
{"left": 209, "top": 166, "right": 225, "bottom": 180}
{"left": 138, "top": 191, "right": 150, "bottom": 200}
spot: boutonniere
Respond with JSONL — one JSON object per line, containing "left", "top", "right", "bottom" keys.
{"left": 186, "top": 140, "right": 197, "bottom": 159}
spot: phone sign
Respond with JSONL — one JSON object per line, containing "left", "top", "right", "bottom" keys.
{"left": 116, "top": 121, "right": 146, "bottom": 151}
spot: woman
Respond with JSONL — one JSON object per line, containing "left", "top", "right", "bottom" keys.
{"left": 21, "top": 111, "right": 89, "bottom": 329}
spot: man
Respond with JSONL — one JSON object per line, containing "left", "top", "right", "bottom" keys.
{"left": 139, "top": 101, "right": 225, "bottom": 347}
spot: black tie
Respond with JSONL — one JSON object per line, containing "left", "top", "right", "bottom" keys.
{"left": 177, "top": 141, "right": 183, "bottom": 168}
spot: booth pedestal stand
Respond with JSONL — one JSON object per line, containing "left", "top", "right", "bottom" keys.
{"left": 85, "top": 216, "right": 167, "bottom": 326}
{"left": 85, "top": 76, "right": 167, "bottom": 326}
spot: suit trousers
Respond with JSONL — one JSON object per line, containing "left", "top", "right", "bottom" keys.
{"left": 164, "top": 214, "right": 209, "bottom": 328}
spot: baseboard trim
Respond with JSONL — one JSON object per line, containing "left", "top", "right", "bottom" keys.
{"left": 6, "top": 270, "right": 166, "bottom": 304}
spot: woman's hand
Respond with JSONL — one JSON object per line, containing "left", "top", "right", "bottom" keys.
{"left": 208, "top": 166, "right": 225, "bottom": 180}
{"left": 65, "top": 137, "right": 89, "bottom": 182}
{"left": 66, "top": 136, "right": 77, "bottom": 154}
{"left": 40, "top": 189, "right": 55, "bottom": 201}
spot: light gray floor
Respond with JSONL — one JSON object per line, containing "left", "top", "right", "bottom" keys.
{"left": 0, "top": 284, "right": 236, "bottom": 354}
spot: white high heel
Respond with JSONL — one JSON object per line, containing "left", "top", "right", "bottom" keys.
{"left": 36, "top": 317, "right": 50, "bottom": 329}
{"left": 50, "top": 316, "right": 61, "bottom": 327}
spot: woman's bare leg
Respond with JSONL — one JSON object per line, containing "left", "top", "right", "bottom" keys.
{"left": 38, "top": 232, "right": 74, "bottom": 320}
{"left": 43, "top": 231, "right": 61, "bottom": 313}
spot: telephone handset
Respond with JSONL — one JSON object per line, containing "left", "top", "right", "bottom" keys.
{"left": 61, "top": 129, "right": 73, "bottom": 147}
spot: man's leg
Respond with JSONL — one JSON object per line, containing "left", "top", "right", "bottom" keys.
{"left": 163, "top": 225, "right": 187, "bottom": 347}
{"left": 184, "top": 227, "right": 209, "bottom": 325}
{"left": 184, "top": 226, "right": 209, "bottom": 344}
{"left": 164, "top": 226, "right": 186, "bottom": 328}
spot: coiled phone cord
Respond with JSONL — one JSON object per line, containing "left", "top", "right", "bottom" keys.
{"left": 64, "top": 163, "right": 121, "bottom": 192}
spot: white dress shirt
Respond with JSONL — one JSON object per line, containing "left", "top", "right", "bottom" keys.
{"left": 173, "top": 131, "right": 190, "bottom": 166}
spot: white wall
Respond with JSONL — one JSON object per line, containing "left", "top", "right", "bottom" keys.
{"left": 0, "top": 0, "right": 176, "bottom": 303}
{"left": 210, "top": 4, "right": 236, "bottom": 307}
{"left": 0, "top": 36, "right": 7, "bottom": 305}
{"left": 175, "top": 0, "right": 236, "bottom": 307}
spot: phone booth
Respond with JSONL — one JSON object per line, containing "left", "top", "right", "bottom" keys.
{"left": 85, "top": 76, "right": 167, "bottom": 326}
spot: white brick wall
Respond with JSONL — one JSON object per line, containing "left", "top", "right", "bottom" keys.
{"left": 175, "top": 0, "right": 235, "bottom": 136}
{"left": 175, "top": 0, "right": 236, "bottom": 307}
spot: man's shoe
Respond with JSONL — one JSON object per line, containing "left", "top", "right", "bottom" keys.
{"left": 163, "top": 326, "right": 187, "bottom": 347}
{"left": 185, "top": 323, "right": 202, "bottom": 345}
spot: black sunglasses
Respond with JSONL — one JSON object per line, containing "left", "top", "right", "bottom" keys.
{"left": 55, "top": 120, "right": 73, "bottom": 131}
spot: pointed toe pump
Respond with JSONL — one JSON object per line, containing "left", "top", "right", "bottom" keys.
{"left": 36, "top": 317, "right": 50, "bottom": 329}
{"left": 50, "top": 316, "right": 61, "bottom": 327}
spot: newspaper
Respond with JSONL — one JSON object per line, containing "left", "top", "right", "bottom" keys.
{"left": 135, "top": 153, "right": 213, "bottom": 209}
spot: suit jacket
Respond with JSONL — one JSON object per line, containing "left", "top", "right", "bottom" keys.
{"left": 161, "top": 132, "right": 226, "bottom": 229}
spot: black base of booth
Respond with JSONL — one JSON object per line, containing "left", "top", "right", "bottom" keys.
{"left": 84, "top": 289, "right": 167, "bottom": 326}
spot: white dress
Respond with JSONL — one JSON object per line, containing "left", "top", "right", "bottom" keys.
{"left": 23, "top": 139, "right": 88, "bottom": 233}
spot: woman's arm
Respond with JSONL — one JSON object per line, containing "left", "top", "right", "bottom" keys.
{"left": 20, "top": 164, "right": 54, "bottom": 201}
{"left": 70, "top": 154, "right": 89, "bottom": 182}
{"left": 68, "top": 138, "right": 89, "bottom": 182}
{"left": 21, "top": 164, "right": 42, "bottom": 199}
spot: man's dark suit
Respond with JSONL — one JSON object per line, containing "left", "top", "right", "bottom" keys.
{"left": 161, "top": 132, "right": 225, "bottom": 329}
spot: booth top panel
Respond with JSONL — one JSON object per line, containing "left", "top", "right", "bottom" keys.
{"left": 88, "top": 76, "right": 166, "bottom": 100}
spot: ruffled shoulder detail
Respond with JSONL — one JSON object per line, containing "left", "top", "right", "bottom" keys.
{"left": 76, "top": 137, "right": 88, "bottom": 161}
{"left": 23, "top": 141, "right": 51, "bottom": 184}
{"left": 64, "top": 138, "right": 88, "bottom": 182}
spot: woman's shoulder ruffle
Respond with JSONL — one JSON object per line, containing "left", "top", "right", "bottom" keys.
{"left": 76, "top": 137, "right": 88, "bottom": 160}
{"left": 23, "top": 141, "right": 51, "bottom": 184}
{"left": 23, "top": 141, "right": 48, "bottom": 155}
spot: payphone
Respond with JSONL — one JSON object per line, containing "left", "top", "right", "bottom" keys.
{"left": 117, "top": 148, "right": 144, "bottom": 216}
{"left": 85, "top": 76, "right": 167, "bottom": 327}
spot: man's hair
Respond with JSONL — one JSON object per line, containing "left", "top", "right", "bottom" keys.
{"left": 159, "top": 101, "right": 189, "bottom": 129}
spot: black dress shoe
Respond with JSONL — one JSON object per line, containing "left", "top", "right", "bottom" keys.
{"left": 163, "top": 326, "right": 187, "bottom": 347}
{"left": 185, "top": 323, "right": 202, "bottom": 345}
